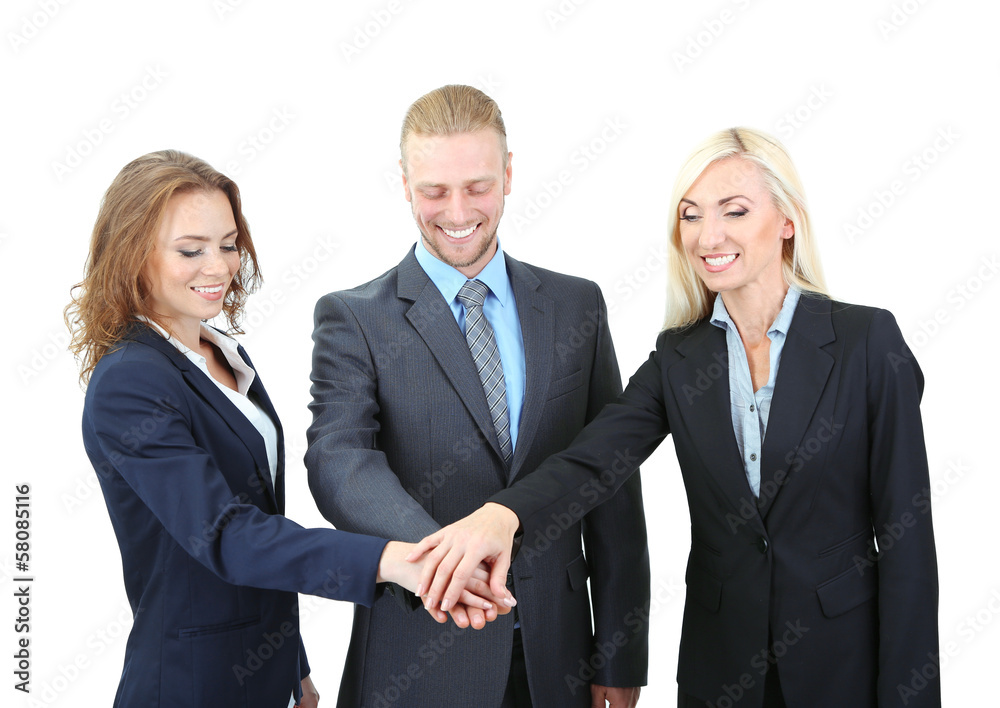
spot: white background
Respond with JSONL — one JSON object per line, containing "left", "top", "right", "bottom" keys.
{"left": 3, "top": 0, "right": 998, "bottom": 705}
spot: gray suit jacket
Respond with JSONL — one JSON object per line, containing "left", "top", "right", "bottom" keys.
{"left": 306, "top": 247, "right": 649, "bottom": 708}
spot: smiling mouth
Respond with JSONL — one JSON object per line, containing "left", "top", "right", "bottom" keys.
{"left": 441, "top": 225, "right": 477, "bottom": 239}
{"left": 192, "top": 285, "right": 224, "bottom": 294}
{"left": 704, "top": 254, "right": 737, "bottom": 266}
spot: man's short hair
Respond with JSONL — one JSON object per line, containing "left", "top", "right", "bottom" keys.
{"left": 400, "top": 84, "right": 508, "bottom": 172}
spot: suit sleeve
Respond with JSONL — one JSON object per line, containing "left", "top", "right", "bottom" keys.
{"left": 306, "top": 292, "right": 441, "bottom": 542}
{"left": 83, "top": 358, "right": 388, "bottom": 606}
{"left": 491, "top": 329, "right": 670, "bottom": 561}
{"left": 865, "top": 309, "right": 940, "bottom": 707}
{"left": 577, "top": 285, "right": 651, "bottom": 688}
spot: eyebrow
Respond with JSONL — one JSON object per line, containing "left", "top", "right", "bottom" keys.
{"left": 173, "top": 229, "right": 239, "bottom": 242}
{"left": 416, "top": 176, "right": 495, "bottom": 189}
{"left": 680, "top": 195, "right": 755, "bottom": 207}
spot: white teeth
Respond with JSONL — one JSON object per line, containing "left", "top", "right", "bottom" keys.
{"left": 442, "top": 225, "right": 475, "bottom": 239}
{"left": 193, "top": 285, "right": 223, "bottom": 293}
{"left": 705, "top": 254, "right": 737, "bottom": 266}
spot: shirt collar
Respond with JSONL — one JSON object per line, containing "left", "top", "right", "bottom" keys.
{"left": 414, "top": 238, "right": 512, "bottom": 307}
{"left": 135, "top": 316, "right": 255, "bottom": 394}
{"left": 710, "top": 285, "right": 801, "bottom": 337}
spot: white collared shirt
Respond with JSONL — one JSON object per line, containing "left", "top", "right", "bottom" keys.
{"left": 139, "top": 318, "right": 279, "bottom": 489}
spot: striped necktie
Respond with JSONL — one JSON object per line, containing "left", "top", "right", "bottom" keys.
{"left": 457, "top": 279, "right": 513, "bottom": 465}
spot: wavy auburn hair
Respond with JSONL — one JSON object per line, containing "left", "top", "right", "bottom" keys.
{"left": 65, "top": 150, "right": 261, "bottom": 384}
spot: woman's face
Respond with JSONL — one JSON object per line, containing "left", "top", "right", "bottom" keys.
{"left": 678, "top": 158, "right": 793, "bottom": 298}
{"left": 143, "top": 189, "right": 240, "bottom": 330}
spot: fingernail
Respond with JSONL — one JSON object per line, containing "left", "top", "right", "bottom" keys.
{"left": 504, "top": 595, "right": 516, "bottom": 607}
{"left": 415, "top": 584, "right": 424, "bottom": 597}
{"left": 483, "top": 601, "right": 493, "bottom": 610}
{"left": 440, "top": 599, "right": 451, "bottom": 612}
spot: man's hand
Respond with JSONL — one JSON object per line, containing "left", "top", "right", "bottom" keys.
{"left": 591, "top": 684, "right": 640, "bottom": 708}
{"left": 406, "top": 502, "right": 520, "bottom": 613}
{"left": 378, "top": 541, "right": 508, "bottom": 627}
{"left": 298, "top": 674, "right": 320, "bottom": 708}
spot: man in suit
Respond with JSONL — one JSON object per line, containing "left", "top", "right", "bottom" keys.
{"left": 305, "top": 84, "right": 650, "bottom": 708}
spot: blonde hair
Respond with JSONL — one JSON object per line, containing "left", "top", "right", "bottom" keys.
{"left": 65, "top": 150, "right": 261, "bottom": 384}
{"left": 400, "top": 84, "right": 508, "bottom": 171}
{"left": 663, "top": 127, "right": 828, "bottom": 330}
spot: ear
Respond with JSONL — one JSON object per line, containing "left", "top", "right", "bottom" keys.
{"left": 400, "top": 159, "right": 411, "bottom": 203}
{"left": 503, "top": 152, "right": 513, "bottom": 196}
{"left": 781, "top": 216, "right": 794, "bottom": 240}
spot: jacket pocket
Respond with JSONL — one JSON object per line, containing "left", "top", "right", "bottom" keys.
{"left": 178, "top": 614, "right": 261, "bottom": 639}
{"left": 566, "top": 554, "right": 590, "bottom": 591}
{"left": 817, "top": 529, "right": 871, "bottom": 558}
{"left": 816, "top": 566, "right": 877, "bottom": 618}
{"left": 547, "top": 369, "right": 584, "bottom": 401}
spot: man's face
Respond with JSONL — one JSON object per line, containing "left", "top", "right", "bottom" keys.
{"left": 402, "top": 129, "right": 512, "bottom": 278}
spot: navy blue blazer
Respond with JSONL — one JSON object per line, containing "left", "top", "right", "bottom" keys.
{"left": 82, "top": 323, "right": 388, "bottom": 707}
{"left": 492, "top": 296, "right": 940, "bottom": 707}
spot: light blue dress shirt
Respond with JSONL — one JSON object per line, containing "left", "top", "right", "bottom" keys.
{"left": 710, "top": 286, "right": 800, "bottom": 497}
{"left": 414, "top": 239, "right": 526, "bottom": 451}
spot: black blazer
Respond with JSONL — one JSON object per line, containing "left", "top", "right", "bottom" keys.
{"left": 492, "top": 295, "right": 940, "bottom": 707}
{"left": 82, "top": 324, "right": 388, "bottom": 707}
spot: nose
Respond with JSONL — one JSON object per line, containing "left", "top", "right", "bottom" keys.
{"left": 201, "top": 248, "right": 231, "bottom": 278}
{"left": 444, "top": 191, "right": 474, "bottom": 225}
{"left": 698, "top": 213, "right": 726, "bottom": 250}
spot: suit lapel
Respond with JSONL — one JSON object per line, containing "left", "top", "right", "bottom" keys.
{"left": 667, "top": 321, "right": 761, "bottom": 523}
{"left": 757, "top": 295, "right": 836, "bottom": 519}
{"left": 398, "top": 251, "right": 508, "bottom": 473}
{"left": 505, "top": 257, "right": 552, "bottom": 483}
{"left": 128, "top": 324, "right": 279, "bottom": 512}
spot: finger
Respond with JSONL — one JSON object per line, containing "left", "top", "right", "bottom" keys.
{"left": 464, "top": 605, "right": 487, "bottom": 630}
{"left": 448, "top": 603, "right": 470, "bottom": 629}
{"left": 406, "top": 530, "right": 443, "bottom": 562}
{"left": 458, "top": 586, "right": 494, "bottom": 611}
{"left": 489, "top": 549, "right": 513, "bottom": 602}
{"left": 440, "top": 551, "right": 485, "bottom": 612}
{"left": 423, "top": 546, "right": 464, "bottom": 610}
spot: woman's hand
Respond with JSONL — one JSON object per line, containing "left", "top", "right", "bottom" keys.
{"left": 406, "top": 503, "right": 520, "bottom": 614}
{"left": 378, "top": 539, "right": 512, "bottom": 628}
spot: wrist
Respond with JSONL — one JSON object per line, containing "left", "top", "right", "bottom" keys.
{"left": 376, "top": 541, "right": 401, "bottom": 584}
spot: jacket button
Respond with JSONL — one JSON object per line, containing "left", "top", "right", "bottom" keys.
{"left": 756, "top": 536, "right": 769, "bottom": 554}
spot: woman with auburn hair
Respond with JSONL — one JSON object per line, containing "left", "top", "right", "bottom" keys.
{"left": 411, "top": 128, "right": 940, "bottom": 707}
{"left": 66, "top": 150, "right": 504, "bottom": 708}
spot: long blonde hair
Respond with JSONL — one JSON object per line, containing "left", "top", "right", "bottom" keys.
{"left": 663, "top": 128, "right": 828, "bottom": 330}
{"left": 65, "top": 150, "right": 261, "bottom": 384}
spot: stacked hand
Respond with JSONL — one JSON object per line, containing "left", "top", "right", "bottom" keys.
{"left": 405, "top": 503, "right": 520, "bottom": 615}
{"left": 378, "top": 537, "right": 514, "bottom": 628}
